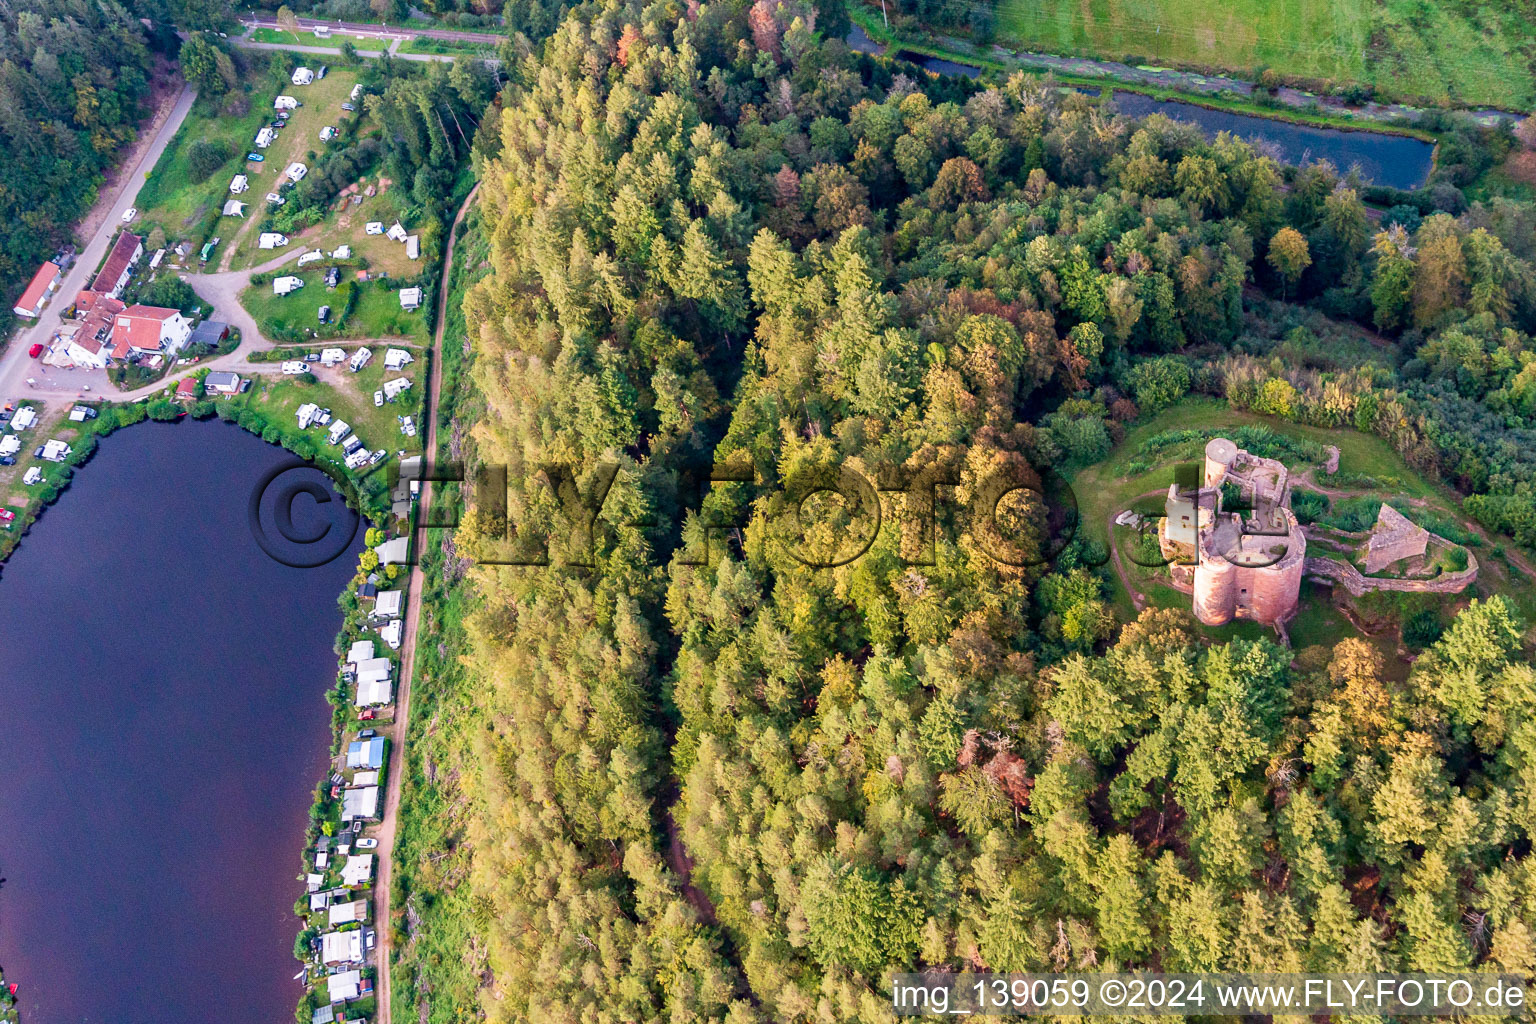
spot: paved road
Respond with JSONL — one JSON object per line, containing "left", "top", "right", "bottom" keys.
{"left": 233, "top": 37, "right": 487, "bottom": 65}
{"left": 0, "top": 85, "right": 196, "bottom": 406}
{"left": 242, "top": 13, "right": 503, "bottom": 45}
{"left": 370, "top": 182, "right": 478, "bottom": 1024}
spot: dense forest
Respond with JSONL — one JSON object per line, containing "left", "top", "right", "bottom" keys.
{"left": 0, "top": 0, "right": 156, "bottom": 322}
{"left": 388, "top": 0, "right": 1536, "bottom": 1020}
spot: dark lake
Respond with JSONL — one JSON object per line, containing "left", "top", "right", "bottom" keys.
{"left": 0, "top": 420, "right": 360, "bottom": 1024}
{"left": 883, "top": 47, "right": 1435, "bottom": 189}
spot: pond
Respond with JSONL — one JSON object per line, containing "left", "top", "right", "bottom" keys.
{"left": 880, "top": 48, "right": 1435, "bottom": 189}
{"left": 0, "top": 420, "right": 361, "bottom": 1024}
{"left": 1111, "top": 91, "right": 1433, "bottom": 190}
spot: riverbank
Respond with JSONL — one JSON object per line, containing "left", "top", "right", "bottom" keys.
{"left": 851, "top": 11, "right": 1527, "bottom": 123}
{"left": 851, "top": 14, "right": 1481, "bottom": 145}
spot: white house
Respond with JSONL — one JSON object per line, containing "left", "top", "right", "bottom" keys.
{"left": 328, "top": 900, "right": 366, "bottom": 927}
{"left": 364, "top": 222, "right": 383, "bottom": 235}
{"left": 328, "top": 971, "right": 361, "bottom": 1004}
{"left": 382, "top": 377, "right": 411, "bottom": 401}
{"left": 355, "top": 676, "right": 391, "bottom": 706}
{"left": 383, "top": 347, "right": 414, "bottom": 370}
{"left": 321, "top": 930, "right": 363, "bottom": 966}
{"left": 348, "top": 347, "right": 372, "bottom": 371}
{"left": 297, "top": 249, "right": 324, "bottom": 268}
{"left": 375, "top": 536, "right": 410, "bottom": 565}
{"left": 291, "top": 66, "right": 315, "bottom": 85}
{"left": 13, "top": 261, "right": 61, "bottom": 318}
{"left": 110, "top": 305, "right": 192, "bottom": 360}
{"left": 258, "top": 232, "right": 289, "bottom": 249}
{"left": 273, "top": 276, "right": 304, "bottom": 295}
{"left": 274, "top": 95, "right": 298, "bottom": 110}
{"left": 398, "top": 287, "right": 422, "bottom": 311}
{"left": 341, "top": 785, "right": 379, "bottom": 821}
{"left": 204, "top": 371, "right": 242, "bottom": 394}
{"left": 341, "top": 854, "right": 373, "bottom": 886}
{"left": 221, "top": 200, "right": 245, "bottom": 217}
{"left": 229, "top": 174, "right": 249, "bottom": 193}
{"left": 375, "top": 589, "right": 403, "bottom": 618}
{"left": 320, "top": 347, "right": 346, "bottom": 366}
{"left": 386, "top": 222, "right": 408, "bottom": 243}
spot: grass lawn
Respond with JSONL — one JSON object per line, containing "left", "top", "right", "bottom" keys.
{"left": 990, "top": 0, "right": 1535, "bottom": 108}
{"left": 224, "top": 359, "right": 426, "bottom": 480}
{"left": 134, "top": 89, "right": 274, "bottom": 244}
{"left": 289, "top": 187, "right": 423, "bottom": 279}
{"left": 398, "top": 35, "right": 498, "bottom": 55}
{"left": 218, "top": 69, "right": 365, "bottom": 272}
{"left": 249, "top": 27, "right": 368, "bottom": 47}
{"left": 241, "top": 269, "right": 430, "bottom": 344}
{"left": 136, "top": 65, "right": 364, "bottom": 269}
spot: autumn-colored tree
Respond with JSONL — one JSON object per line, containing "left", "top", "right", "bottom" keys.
{"left": 1267, "top": 226, "right": 1311, "bottom": 297}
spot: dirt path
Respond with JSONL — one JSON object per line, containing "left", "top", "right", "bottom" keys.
{"left": 371, "top": 182, "right": 477, "bottom": 1024}
{"left": 1106, "top": 491, "right": 1169, "bottom": 613}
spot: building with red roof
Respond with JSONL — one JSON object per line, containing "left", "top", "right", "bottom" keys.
{"left": 13, "top": 261, "right": 61, "bottom": 318}
{"left": 92, "top": 231, "right": 143, "bottom": 298}
{"left": 63, "top": 295, "right": 125, "bottom": 369}
{"left": 110, "top": 304, "right": 192, "bottom": 360}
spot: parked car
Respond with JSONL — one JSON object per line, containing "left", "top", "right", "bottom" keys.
{"left": 270, "top": 120, "right": 285, "bottom": 128}
{"left": 373, "top": 390, "right": 383, "bottom": 407}
{"left": 0, "top": 456, "right": 13, "bottom": 467}
{"left": 28, "top": 343, "right": 43, "bottom": 358}
{"left": 369, "top": 449, "right": 387, "bottom": 464}
{"left": 341, "top": 102, "right": 355, "bottom": 111}
{"left": 266, "top": 192, "right": 285, "bottom": 205}
{"left": 359, "top": 708, "right": 377, "bottom": 720}
{"left": 121, "top": 207, "right": 136, "bottom": 222}
{"left": 356, "top": 837, "right": 378, "bottom": 849}
{"left": 359, "top": 729, "right": 377, "bottom": 739}
{"left": 317, "top": 65, "right": 328, "bottom": 78}
{"left": 0, "top": 509, "right": 13, "bottom": 522}
{"left": 246, "top": 152, "right": 265, "bottom": 162}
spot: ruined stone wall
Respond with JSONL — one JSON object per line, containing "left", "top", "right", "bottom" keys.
{"left": 1304, "top": 556, "right": 1479, "bottom": 597}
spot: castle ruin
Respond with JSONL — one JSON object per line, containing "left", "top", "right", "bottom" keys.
{"left": 1159, "top": 438, "right": 1306, "bottom": 628}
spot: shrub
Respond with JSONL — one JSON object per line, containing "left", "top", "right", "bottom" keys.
{"left": 187, "top": 139, "right": 234, "bottom": 183}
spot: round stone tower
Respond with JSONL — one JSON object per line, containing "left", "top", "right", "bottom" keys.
{"left": 1204, "top": 437, "right": 1238, "bottom": 490}
{"left": 1193, "top": 554, "right": 1237, "bottom": 625}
